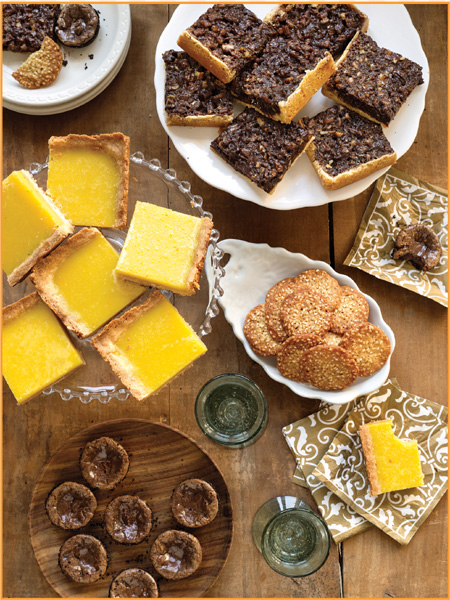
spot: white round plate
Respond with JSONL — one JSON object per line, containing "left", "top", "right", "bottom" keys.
{"left": 3, "top": 5, "right": 131, "bottom": 114}
{"left": 155, "top": 4, "right": 429, "bottom": 210}
{"left": 205, "top": 239, "right": 395, "bottom": 405}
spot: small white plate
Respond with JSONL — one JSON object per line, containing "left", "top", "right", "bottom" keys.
{"left": 155, "top": 4, "right": 429, "bottom": 210}
{"left": 3, "top": 5, "right": 131, "bottom": 114}
{"left": 206, "top": 239, "right": 395, "bottom": 405}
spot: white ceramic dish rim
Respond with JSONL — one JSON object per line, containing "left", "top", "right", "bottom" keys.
{"left": 154, "top": 3, "right": 429, "bottom": 210}
{"left": 207, "top": 239, "right": 396, "bottom": 405}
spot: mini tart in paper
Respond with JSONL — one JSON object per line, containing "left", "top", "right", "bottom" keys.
{"left": 311, "top": 380, "right": 448, "bottom": 545}
{"left": 344, "top": 166, "right": 448, "bottom": 307}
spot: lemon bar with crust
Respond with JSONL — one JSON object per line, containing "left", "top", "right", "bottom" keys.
{"left": 30, "top": 228, "right": 146, "bottom": 339}
{"left": 115, "top": 202, "right": 213, "bottom": 296}
{"left": 2, "top": 292, "right": 85, "bottom": 404}
{"left": 47, "top": 133, "right": 130, "bottom": 229}
{"left": 2, "top": 170, "right": 74, "bottom": 287}
{"left": 359, "top": 419, "right": 424, "bottom": 496}
{"left": 91, "top": 291, "right": 207, "bottom": 401}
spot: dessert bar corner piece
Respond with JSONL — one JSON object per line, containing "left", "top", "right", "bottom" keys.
{"left": 177, "top": 3, "right": 274, "bottom": 84}
{"left": 2, "top": 4, "right": 60, "bottom": 52}
{"left": 91, "top": 291, "right": 207, "bottom": 401}
{"left": 163, "top": 49, "right": 233, "bottom": 127}
{"left": 2, "top": 169, "right": 73, "bottom": 287}
{"left": 47, "top": 132, "right": 130, "bottom": 229}
{"left": 211, "top": 108, "right": 312, "bottom": 194}
{"left": 303, "top": 105, "right": 397, "bottom": 190}
{"left": 322, "top": 32, "right": 424, "bottom": 127}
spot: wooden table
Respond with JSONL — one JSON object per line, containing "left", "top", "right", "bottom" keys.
{"left": 3, "top": 5, "right": 447, "bottom": 598}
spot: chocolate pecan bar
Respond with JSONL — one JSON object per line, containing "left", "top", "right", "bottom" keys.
{"left": 303, "top": 105, "right": 396, "bottom": 190}
{"left": 163, "top": 50, "right": 233, "bottom": 127}
{"left": 322, "top": 33, "right": 424, "bottom": 127}
{"left": 3, "top": 4, "right": 59, "bottom": 52}
{"left": 211, "top": 108, "right": 312, "bottom": 194}
{"left": 177, "top": 4, "right": 273, "bottom": 84}
{"left": 264, "top": 4, "right": 368, "bottom": 59}
{"left": 230, "top": 36, "right": 335, "bottom": 124}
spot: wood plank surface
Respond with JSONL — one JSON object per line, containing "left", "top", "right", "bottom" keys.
{"left": 2, "top": 4, "right": 447, "bottom": 599}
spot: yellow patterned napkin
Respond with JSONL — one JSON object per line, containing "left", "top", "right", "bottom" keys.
{"left": 344, "top": 167, "right": 448, "bottom": 307}
{"left": 312, "top": 380, "right": 448, "bottom": 545}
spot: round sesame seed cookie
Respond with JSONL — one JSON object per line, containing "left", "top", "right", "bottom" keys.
{"left": 298, "top": 346, "right": 359, "bottom": 391}
{"left": 330, "top": 286, "right": 369, "bottom": 334}
{"left": 280, "top": 288, "right": 332, "bottom": 338}
{"left": 264, "top": 278, "right": 305, "bottom": 343}
{"left": 339, "top": 322, "right": 391, "bottom": 377}
{"left": 295, "top": 269, "right": 342, "bottom": 310}
{"left": 323, "top": 331, "right": 343, "bottom": 346}
{"left": 243, "top": 304, "right": 280, "bottom": 356}
{"left": 276, "top": 334, "right": 324, "bottom": 381}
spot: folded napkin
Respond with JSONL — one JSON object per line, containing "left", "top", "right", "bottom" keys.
{"left": 312, "top": 380, "right": 447, "bottom": 545}
{"left": 344, "top": 166, "right": 448, "bottom": 307}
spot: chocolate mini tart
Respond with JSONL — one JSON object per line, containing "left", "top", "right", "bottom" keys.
{"left": 150, "top": 530, "right": 202, "bottom": 581}
{"left": 109, "top": 569, "right": 159, "bottom": 598}
{"left": 322, "top": 32, "right": 424, "bottom": 127}
{"left": 230, "top": 36, "right": 335, "bottom": 124}
{"left": 55, "top": 4, "right": 99, "bottom": 48}
{"left": 104, "top": 495, "right": 152, "bottom": 545}
{"left": 211, "top": 108, "right": 312, "bottom": 194}
{"left": 3, "top": 4, "right": 60, "bottom": 52}
{"left": 265, "top": 3, "right": 368, "bottom": 59}
{"left": 303, "top": 105, "right": 397, "bottom": 190}
{"left": 46, "top": 481, "right": 97, "bottom": 530}
{"left": 80, "top": 436, "right": 129, "bottom": 491}
{"left": 59, "top": 533, "right": 107, "bottom": 584}
{"left": 171, "top": 478, "right": 219, "bottom": 528}
{"left": 177, "top": 4, "right": 273, "bottom": 83}
{"left": 163, "top": 49, "right": 233, "bottom": 127}
{"left": 392, "top": 223, "right": 442, "bottom": 272}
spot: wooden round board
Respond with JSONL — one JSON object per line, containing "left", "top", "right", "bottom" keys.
{"left": 29, "top": 419, "right": 233, "bottom": 598}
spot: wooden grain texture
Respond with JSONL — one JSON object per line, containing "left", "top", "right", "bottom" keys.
{"left": 29, "top": 419, "right": 232, "bottom": 598}
{"left": 2, "top": 4, "right": 447, "bottom": 599}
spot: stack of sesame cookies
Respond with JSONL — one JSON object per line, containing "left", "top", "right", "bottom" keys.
{"left": 243, "top": 269, "right": 391, "bottom": 391}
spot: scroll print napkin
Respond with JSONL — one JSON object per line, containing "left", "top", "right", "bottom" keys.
{"left": 344, "top": 166, "right": 448, "bottom": 307}
{"left": 283, "top": 395, "right": 372, "bottom": 543}
{"left": 312, "top": 380, "right": 448, "bottom": 545}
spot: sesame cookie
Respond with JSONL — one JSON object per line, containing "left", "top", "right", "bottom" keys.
{"left": 276, "top": 334, "right": 324, "bottom": 381}
{"left": 339, "top": 322, "right": 391, "bottom": 377}
{"left": 264, "top": 278, "right": 304, "bottom": 343}
{"left": 244, "top": 304, "right": 280, "bottom": 356}
{"left": 12, "top": 36, "right": 62, "bottom": 89}
{"left": 330, "top": 286, "right": 369, "bottom": 334}
{"left": 299, "top": 345, "right": 359, "bottom": 390}
{"left": 295, "top": 269, "right": 342, "bottom": 310}
{"left": 280, "top": 288, "right": 332, "bottom": 338}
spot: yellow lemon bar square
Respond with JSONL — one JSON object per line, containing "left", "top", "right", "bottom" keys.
{"left": 2, "top": 292, "right": 85, "bottom": 404}
{"left": 115, "top": 202, "right": 213, "bottom": 295}
{"left": 30, "top": 228, "right": 146, "bottom": 339}
{"left": 91, "top": 291, "right": 207, "bottom": 400}
{"left": 47, "top": 133, "right": 130, "bottom": 229}
{"left": 2, "top": 170, "right": 73, "bottom": 287}
{"left": 359, "top": 419, "right": 424, "bottom": 496}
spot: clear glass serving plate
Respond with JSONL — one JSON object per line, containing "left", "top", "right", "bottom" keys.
{"left": 3, "top": 153, "right": 225, "bottom": 403}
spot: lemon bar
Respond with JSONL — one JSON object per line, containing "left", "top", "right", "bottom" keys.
{"left": 115, "top": 202, "right": 213, "bottom": 296}
{"left": 30, "top": 228, "right": 146, "bottom": 339}
{"left": 2, "top": 292, "right": 85, "bottom": 404}
{"left": 2, "top": 170, "right": 73, "bottom": 287}
{"left": 359, "top": 419, "right": 424, "bottom": 496}
{"left": 47, "top": 133, "right": 130, "bottom": 229}
{"left": 91, "top": 291, "right": 207, "bottom": 400}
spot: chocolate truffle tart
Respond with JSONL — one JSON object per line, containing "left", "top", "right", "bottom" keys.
{"left": 80, "top": 436, "right": 129, "bottom": 490}
{"left": 104, "top": 495, "right": 152, "bottom": 544}
{"left": 46, "top": 481, "right": 97, "bottom": 530}
{"left": 150, "top": 530, "right": 202, "bottom": 580}
{"left": 59, "top": 533, "right": 107, "bottom": 584}
{"left": 109, "top": 568, "right": 159, "bottom": 598}
{"left": 55, "top": 4, "right": 100, "bottom": 48}
{"left": 171, "top": 478, "right": 219, "bottom": 528}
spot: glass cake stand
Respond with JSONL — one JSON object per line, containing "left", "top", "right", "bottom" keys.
{"left": 3, "top": 153, "right": 225, "bottom": 403}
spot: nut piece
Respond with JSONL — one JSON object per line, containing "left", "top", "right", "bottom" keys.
{"left": 12, "top": 36, "right": 62, "bottom": 89}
